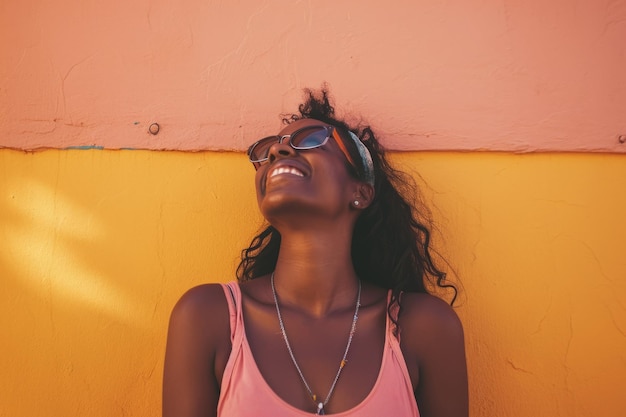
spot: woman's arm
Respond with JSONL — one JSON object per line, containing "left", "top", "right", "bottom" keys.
{"left": 399, "top": 293, "right": 469, "bottom": 417}
{"left": 163, "top": 284, "right": 231, "bottom": 417}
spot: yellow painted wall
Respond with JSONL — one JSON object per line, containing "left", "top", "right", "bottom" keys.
{"left": 1, "top": 149, "right": 624, "bottom": 416}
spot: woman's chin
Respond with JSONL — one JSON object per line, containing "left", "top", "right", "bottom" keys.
{"left": 260, "top": 194, "right": 310, "bottom": 218}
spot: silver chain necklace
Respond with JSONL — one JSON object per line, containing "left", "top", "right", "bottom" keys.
{"left": 270, "top": 273, "right": 362, "bottom": 415}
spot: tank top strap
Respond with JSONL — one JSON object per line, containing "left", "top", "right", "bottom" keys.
{"left": 220, "top": 282, "right": 244, "bottom": 346}
{"left": 387, "top": 289, "right": 404, "bottom": 343}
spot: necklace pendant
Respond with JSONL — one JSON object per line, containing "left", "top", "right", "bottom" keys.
{"left": 316, "top": 402, "right": 325, "bottom": 415}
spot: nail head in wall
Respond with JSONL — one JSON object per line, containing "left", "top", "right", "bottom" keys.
{"left": 149, "top": 123, "right": 160, "bottom": 135}
{"left": 619, "top": 135, "right": 626, "bottom": 144}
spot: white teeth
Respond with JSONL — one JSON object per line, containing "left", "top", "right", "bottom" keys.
{"left": 270, "top": 166, "right": 304, "bottom": 178}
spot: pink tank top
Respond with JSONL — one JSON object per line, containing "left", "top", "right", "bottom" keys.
{"left": 217, "top": 282, "right": 420, "bottom": 416}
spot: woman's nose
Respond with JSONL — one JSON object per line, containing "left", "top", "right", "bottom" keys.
{"left": 267, "top": 140, "right": 297, "bottom": 163}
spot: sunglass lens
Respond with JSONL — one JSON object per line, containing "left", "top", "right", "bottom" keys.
{"left": 249, "top": 137, "right": 276, "bottom": 162}
{"left": 291, "top": 127, "right": 328, "bottom": 149}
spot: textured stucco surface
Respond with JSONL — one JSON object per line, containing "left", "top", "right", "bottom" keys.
{"left": 1, "top": 149, "right": 625, "bottom": 417}
{"left": 1, "top": 0, "right": 625, "bottom": 152}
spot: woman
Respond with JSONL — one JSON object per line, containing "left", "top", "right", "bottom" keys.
{"left": 163, "top": 88, "right": 468, "bottom": 416}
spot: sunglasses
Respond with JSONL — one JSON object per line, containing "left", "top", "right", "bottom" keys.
{"left": 247, "top": 125, "right": 357, "bottom": 170}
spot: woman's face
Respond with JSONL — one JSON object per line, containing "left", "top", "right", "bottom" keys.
{"left": 253, "top": 119, "right": 360, "bottom": 226}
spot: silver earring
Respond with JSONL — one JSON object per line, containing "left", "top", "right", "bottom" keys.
{"left": 354, "top": 200, "right": 360, "bottom": 206}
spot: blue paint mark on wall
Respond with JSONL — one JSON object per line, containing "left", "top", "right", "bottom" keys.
{"left": 64, "top": 145, "right": 105, "bottom": 150}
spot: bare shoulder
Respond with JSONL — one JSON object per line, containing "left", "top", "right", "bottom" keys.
{"left": 169, "top": 283, "right": 230, "bottom": 336}
{"left": 397, "top": 292, "right": 465, "bottom": 360}
{"left": 398, "top": 292, "right": 469, "bottom": 416}
{"left": 399, "top": 292, "right": 463, "bottom": 331}
{"left": 163, "top": 283, "right": 232, "bottom": 417}
{"left": 171, "top": 283, "right": 229, "bottom": 315}
{"left": 166, "top": 283, "right": 232, "bottom": 363}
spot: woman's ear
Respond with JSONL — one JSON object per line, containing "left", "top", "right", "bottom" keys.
{"left": 351, "top": 183, "right": 375, "bottom": 209}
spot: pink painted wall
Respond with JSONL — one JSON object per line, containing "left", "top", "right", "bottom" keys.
{"left": 1, "top": 0, "right": 625, "bottom": 152}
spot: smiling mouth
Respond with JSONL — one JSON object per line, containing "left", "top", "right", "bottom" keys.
{"left": 269, "top": 166, "right": 305, "bottom": 178}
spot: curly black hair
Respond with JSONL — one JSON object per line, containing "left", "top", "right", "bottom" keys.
{"left": 236, "top": 87, "right": 457, "bottom": 320}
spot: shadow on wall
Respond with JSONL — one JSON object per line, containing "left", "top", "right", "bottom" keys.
{"left": 0, "top": 149, "right": 260, "bottom": 417}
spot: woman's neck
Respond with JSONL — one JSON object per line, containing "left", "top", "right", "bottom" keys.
{"left": 271, "top": 228, "right": 360, "bottom": 317}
